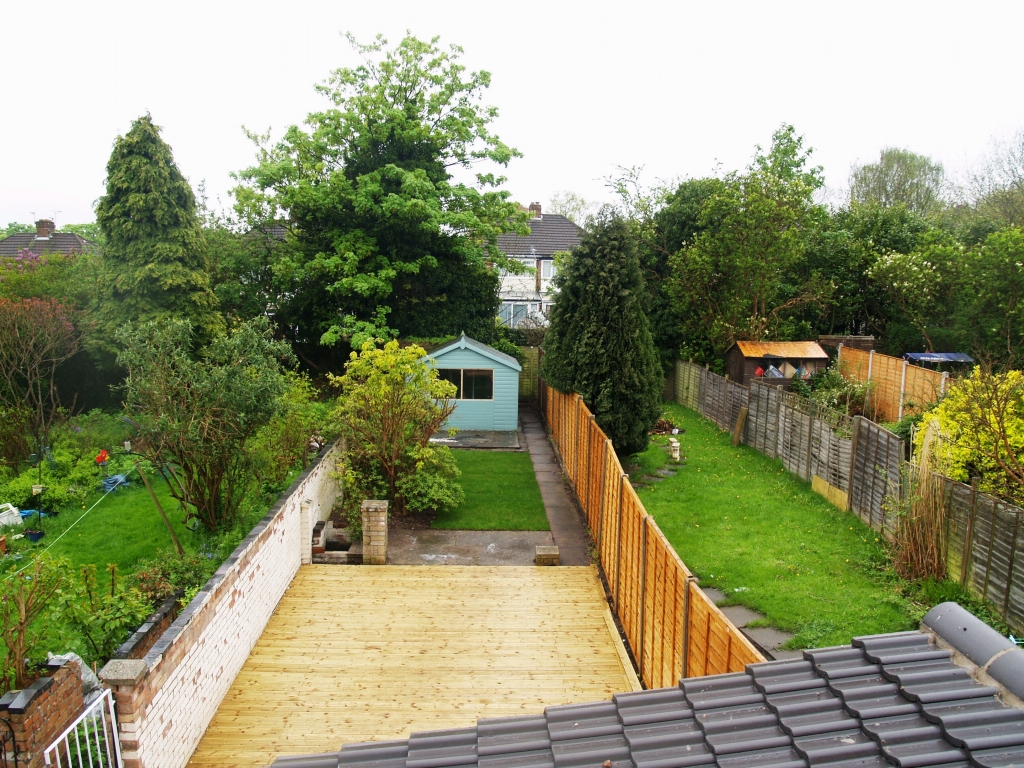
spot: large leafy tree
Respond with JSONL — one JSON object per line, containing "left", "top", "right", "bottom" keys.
{"left": 667, "top": 126, "right": 831, "bottom": 357}
{"left": 541, "top": 212, "right": 662, "bottom": 456}
{"left": 117, "top": 318, "right": 292, "bottom": 530}
{"left": 234, "top": 34, "right": 525, "bottom": 369}
{"left": 850, "top": 147, "right": 946, "bottom": 215}
{"left": 95, "top": 115, "right": 223, "bottom": 352}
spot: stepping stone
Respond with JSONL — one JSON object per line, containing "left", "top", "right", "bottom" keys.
{"left": 720, "top": 604, "right": 763, "bottom": 628}
{"left": 702, "top": 587, "right": 728, "bottom": 605}
{"left": 741, "top": 626, "right": 795, "bottom": 654}
{"left": 655, "top": 468, "right": 677, "bottom": 477}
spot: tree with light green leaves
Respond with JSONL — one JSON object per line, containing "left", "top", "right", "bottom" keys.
{"left": 234, "top": 34, "right": 525, "bottom": 368}
{"left": 850, "top": 147, "right": 946, "bottom": 214}
{"left": 95, "top": 115, "right": 223, "bottom": 353}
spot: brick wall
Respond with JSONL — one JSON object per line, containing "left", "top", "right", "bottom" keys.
{"left": 0, "top": 660, "right": 85, "bottom": 768}
{"left": 99, "top": 442, "right": 341, "bottom": 768}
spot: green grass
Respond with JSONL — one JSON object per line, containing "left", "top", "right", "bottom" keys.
{"left": 5, "top": 469, "right": 201, "bottom": 573}
{"left": 631, "top": 404, "right": 919, "bottom": 649}
{"left": 432, "top": 450, "right": 549, "bottom": 531}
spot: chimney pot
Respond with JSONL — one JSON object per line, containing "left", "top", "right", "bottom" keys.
{"left": 529, "top": 202, "right": 542, "bottom": 218}
{"left": 35, "top": 219, "right": 55, "bottom": 239}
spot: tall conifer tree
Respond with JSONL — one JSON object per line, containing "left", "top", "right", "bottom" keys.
{"left": 541, "top": 211, "right": 663, "bottom": 455}
{"left": 95, "top": 115, "right": 223, "bottom": 350}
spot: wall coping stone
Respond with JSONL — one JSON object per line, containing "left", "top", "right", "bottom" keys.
{"left": 99, "top": 659, "right": 148, "bottom": 687}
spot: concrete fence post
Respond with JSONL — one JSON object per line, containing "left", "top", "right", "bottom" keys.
{"left": 898, "top": 359, "right": 909, "bottom": 421}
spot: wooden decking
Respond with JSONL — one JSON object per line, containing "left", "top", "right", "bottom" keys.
{"left": 188, "top": 565, "right": 640, "bottom": 767}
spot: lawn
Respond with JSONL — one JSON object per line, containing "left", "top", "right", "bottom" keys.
{"left": 628, "top": 403, "right": 919, "bottom": 649}
{"left": 432, "top": 450, "right": 549, "bottom": 531}
{"left": 6, "top": 467, "right": 200, "bottom": 573}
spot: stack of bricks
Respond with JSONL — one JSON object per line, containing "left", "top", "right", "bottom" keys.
{"left": 361, "top": 500, "right": 388, "bottom": 565}
{"left": 0, "top": 659, "right": 85, "bottom": 768}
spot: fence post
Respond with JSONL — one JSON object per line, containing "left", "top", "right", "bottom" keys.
{"left": 1002, "top": 509, "right": 1020, "bottom": 618}
{"left": 941, "top": 371, "right": 949, "bottom": 396}
{"left": 638, "top": 518, "right": 649, "bottom": 686}
{"left": 614, "top": 475, "right": 626, "bottom": 611}
{"left": 804, "top": 413, "right": 815, "bottom": 481}
{"left": 961, "top": 477, "right": 978, "bottom": 587}
{"left": 596, "top": 438, "right": 610, "bottom": 553}
{"left": 847, "top": 416, "right": 862, "bottom": 512}
{"left": 680, "top": 575, "right": 698, "bottom": 679}
{"left": 866, "top": 350, "right": 875, "bottom": 416}
{"left": 898, "top": 358, "right": 909, "bottom": 421}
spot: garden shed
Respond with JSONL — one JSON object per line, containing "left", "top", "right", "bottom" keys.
{"left": 423, "top": 334, "right": 521, "bottom": 431}
{"left": 725, "top": 340, "right": 829, "bottom": 386}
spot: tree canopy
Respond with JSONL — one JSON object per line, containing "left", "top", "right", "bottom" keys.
{"left": 850, "top": 147, "right": 946, "bottom": 214}
{"left": 95, "top": 115, "right": 223, "bottom": 351}
{"left": 541, "top": 211, "right": 662, "bottom": 455}
{"left": 234, "top": 34, "right": 525, "bottom": 368}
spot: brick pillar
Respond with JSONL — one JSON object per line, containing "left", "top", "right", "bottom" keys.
{"left": 361, "top": 500, "right": 388, "bottom": 565}
{"left": 99, "top": 658, "right": 148, "bottom": 768}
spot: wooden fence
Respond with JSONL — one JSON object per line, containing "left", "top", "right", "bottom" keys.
{"left": 672, "top": 359, "right": 1024, "bottom": 634}
{"left": 838, "top": 347, "right": 947, "bottom": 423}
{"left": 538, "top": 381, "right": 765, "bottom": 688}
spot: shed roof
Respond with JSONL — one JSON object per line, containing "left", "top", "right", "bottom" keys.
{"left": 497, "top": 214, "right": 584, "bottom": 257}
{"left": 732, "top": 341, "right": 829, "bottom": 360}
{"left": 424, "top": 334, "right": 522, "bottom": 372}
{"left": 272, "top": 603, "right": 1024, "bottom": 768}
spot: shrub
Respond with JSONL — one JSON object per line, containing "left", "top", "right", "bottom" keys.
{"left": 58, "top": 564, "right": 150, "bottom": 664}
{"left": 396, "top": 446, "right": 464, "bottom": 515}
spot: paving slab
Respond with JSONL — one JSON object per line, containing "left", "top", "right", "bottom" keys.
{"left": 430, "top": 429, "right": 521, "bottom": 450}
{"left": 703, "top": 587, "right": 728, "bottom": 605}
{"left": 387, "top": 529, "right": 554, "bottom": 565}
{"left": 720, "top": 604, "right": 764, "bottom": 628}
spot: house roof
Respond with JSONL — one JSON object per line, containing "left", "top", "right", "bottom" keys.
{"left": 270, "top": 602, "right": 1024, "bottom": 768}
{"left": 732, "top": 341, "right": 829, "bottom": 360}
{"left": 0, "top": 231, "right": 95, "bottom": 256}
{"left": 424, "top": 333, "right": 522, "bottom": 372}
{"left": 497, "top": 215, "right": 584, "bottom": 257}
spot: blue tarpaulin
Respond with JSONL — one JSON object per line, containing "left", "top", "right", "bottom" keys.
{"left": 903, "top": 352, "right": 974, "bottom": 364}
{"left": 101, "top": 475, "right": 130, "bottom": 492}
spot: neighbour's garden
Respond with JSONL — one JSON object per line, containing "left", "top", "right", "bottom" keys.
{"left": 626, "top": 404, "right": 1008, "bottom": 649}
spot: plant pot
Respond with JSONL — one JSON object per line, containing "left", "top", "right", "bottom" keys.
{"left": 0, "top": 535, "right": 6, "bottom": 554}
{"left": 24, "top": 530, "right": 45, "bottom": 543}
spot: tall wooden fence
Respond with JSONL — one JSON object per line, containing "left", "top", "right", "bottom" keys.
{"left": 538, "top": 381, "right": 765, "bottom": 688}
{"left": 672, "top": 359, "right": 1024, "bottom": 634}
{"left": 838, "top": 347, "right": 947, "bottom": 423}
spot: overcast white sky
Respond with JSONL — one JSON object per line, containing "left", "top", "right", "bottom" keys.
{"left": 2, "top": 0, "right": 1022, "bottom": 226}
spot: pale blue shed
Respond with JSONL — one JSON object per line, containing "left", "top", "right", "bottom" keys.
{"left": 423, "top": 334, "right": 521, "bottom": 431}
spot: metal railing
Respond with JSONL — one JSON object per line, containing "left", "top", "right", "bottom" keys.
{"left": 44, "top": 689, "right": 121, "bottom": 767}
{"left": 0, "top": 716, "right": 17, "bottom": 767}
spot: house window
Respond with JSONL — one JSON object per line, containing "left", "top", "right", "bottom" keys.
{"left": 435, "top": 369, "right": 494, "bottom": 400}
{"left": 541, "top": 260, "right": 556, "bottom": 280}
{"left": 499, "top": 302, "right": 532, "bottom": 327}
{"left": 437, "top": 368, "right": 462, "bottom": 399}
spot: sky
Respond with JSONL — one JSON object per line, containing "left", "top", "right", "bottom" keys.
{"left": 2, "top": 0, "right": 1023, "bottom": 227}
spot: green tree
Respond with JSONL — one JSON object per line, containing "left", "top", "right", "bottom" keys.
{"left": 0, "top": 556, "right": 70, "bottom": 691}
{"left": 332, "top": 340, "right": 460, "bottom": 517}
{"left": 541, "top": 211, "right": 662, "bottom": 456}
{"left": 234, "top": 34, "right": 524, "bottom": 368}
{"left": 668, "top": 126, "right": 831, "bottom": 357}
{"left": 850, "top": 147, "right": 946, "bottom": 214}
{"left": 117, "top": 318, "right": 293, "bottom": 530}
{"left": 95, "top": 115, "right": 223, "bottom": 352}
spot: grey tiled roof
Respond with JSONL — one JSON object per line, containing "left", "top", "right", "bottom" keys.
{"left": 0, "top": 231, "right": 95, "bottom": 256}
{"left": 497, "top": 215, "right": 584, "bottom": 257}
{"left": 270, "top": 604, "right": 1024, "bottom": 768}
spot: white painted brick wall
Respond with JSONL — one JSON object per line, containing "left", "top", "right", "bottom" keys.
{"left": 116, "top": 443, "right": 341, "bottom": 768}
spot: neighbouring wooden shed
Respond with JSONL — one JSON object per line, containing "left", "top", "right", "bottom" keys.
{"left": 725, "top": 341, "right": 830, "bottom": 386}
{"left": 422, "top": 334, "right": 522, "bottom": 431}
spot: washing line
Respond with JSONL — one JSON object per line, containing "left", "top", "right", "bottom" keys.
{"left": 3, "top": 464, "right": 140, "bottom": 581}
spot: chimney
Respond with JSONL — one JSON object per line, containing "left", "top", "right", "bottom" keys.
{"left": 35, "top": 219, "right": 55, "bottom": 239}
{"left": 529, "top": 202, "right": 542, "bottom": 218}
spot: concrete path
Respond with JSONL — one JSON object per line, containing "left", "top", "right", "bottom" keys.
{"left": 387, "top": 529, "right": 554, "bottom": 565}
{"left": 520, "top": 407, "right": 592, "bottom": 566}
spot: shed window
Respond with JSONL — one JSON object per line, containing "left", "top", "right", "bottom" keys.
{"left": 436, "top": 368, "right": 494, "bottom": 400}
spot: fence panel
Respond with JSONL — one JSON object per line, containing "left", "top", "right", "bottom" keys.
{"left": 540, "top": 384, "right": 765, "bottom": 687}
{"left": 838, "top": 346, "right": 945, "bottom": 422}
{"left": 848, "top": 418, "right": 904, "bottom": 532}
{"left": 747, "top": 379, "right": 781, "bottom": 459}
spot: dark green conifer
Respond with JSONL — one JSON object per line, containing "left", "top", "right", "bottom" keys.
{"left": 541, "top": 211, "right": 663, "bottom": 455}
{"left": 95, "top": 115, "right": 223, "bottom": 350}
